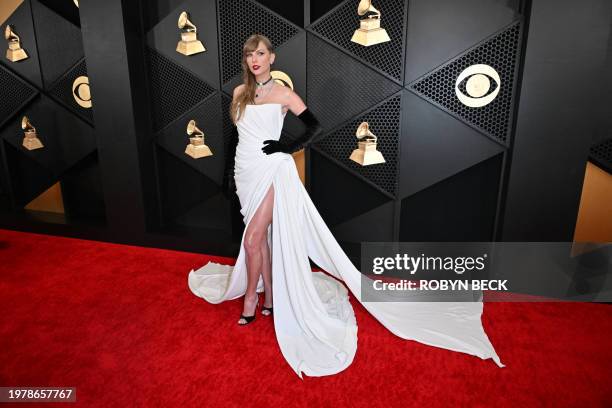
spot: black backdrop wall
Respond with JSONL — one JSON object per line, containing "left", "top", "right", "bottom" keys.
{"left": 0, "top": 0, "right": 610, "bottom": 261}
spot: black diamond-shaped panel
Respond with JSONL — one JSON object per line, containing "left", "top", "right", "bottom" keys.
{"left": 147, "top": 0, "right": 220, "bottom": 89}
{"left": 590, "top": 137, "right": 612, "bottom": 174}
{"left": 0, "top": 65, "right": 38, "bottom": 128}
{"left": 31, "top": 0, "right": 84, "bottom": 89}
{"left": 0, "top": 94, "right": 96, "bottom": 177}
{"left": 310, "top": 0, "right": 407, "bottom": 83}
{"left": 155, "top": 92, "right": 225, "bottom": 182}
{"left": 0, "top": 0, "right": 43, "bottom": 88}
{"left": 409, "top": 21, "right": 522, "bottom": 145}
{"left": 48, "top": 58, "right": 94, "bottom": 125}
{"left": 315, "top": 93, "right": 401, "bottom": 197}
{"left": 146, "top": 47, "right": 216, "bottom": 132}
{"left": 3, "top": 141, "right": 58, "bottom": 207}
{"left": 307, "top": 33, "right": 401, "bottom": 132}
{"left": 218, "top": 0, "right": 300, "bottom": 84}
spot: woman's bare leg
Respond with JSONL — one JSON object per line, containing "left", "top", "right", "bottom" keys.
{"left": 260, "top": 227, "right": 272, "bottom": 312}
{"left": 238, "top": 183, "right": 275, "bottom": 324}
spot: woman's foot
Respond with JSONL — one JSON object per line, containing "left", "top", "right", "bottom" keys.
{"left": 262, "top": 289, "right": 273, "bottom": 316}
{"left": 238, "top": 293, "right": 259, "bottom": 325}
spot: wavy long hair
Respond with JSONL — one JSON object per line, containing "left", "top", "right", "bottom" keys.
{"left": 229, "top": 34, "right": 275, "bottom": 124}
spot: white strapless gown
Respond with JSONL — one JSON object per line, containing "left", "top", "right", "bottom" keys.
{"left": 188, "top": 102, "right": 504, "bottom": 378}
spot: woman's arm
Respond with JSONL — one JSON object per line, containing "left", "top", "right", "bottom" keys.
{"left": 261, "top": 89, "right": 323, "bottom": 155}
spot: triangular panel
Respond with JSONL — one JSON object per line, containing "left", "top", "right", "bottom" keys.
{"left": 408, "top": 20, "right": 522, "bottom": 145}
{"left": 218, "top": 0, "right": 301, "bottom": 84}
{"left": 309, "top": 0, "right": 407, "bottom": 83}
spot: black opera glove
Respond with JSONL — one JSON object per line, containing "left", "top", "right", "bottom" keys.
{"left": 261, "top": 108, "right": 323, "bottom": 155}
{"left": 222, "top": 125, "right": 239, "bottom": 197}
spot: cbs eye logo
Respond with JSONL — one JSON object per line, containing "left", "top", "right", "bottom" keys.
{"left": 455, "top": 64, "right": 500, "bottom": 108}
{"left": 72, "top": 76, "right": 92, "bottom": 109}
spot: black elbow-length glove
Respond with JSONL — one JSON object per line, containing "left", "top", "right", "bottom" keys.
{"left": 261, "top": 108, "right": 323, "bottom": 155}
{"left": 222, "top": 125, "right": 239, "bottom": 197}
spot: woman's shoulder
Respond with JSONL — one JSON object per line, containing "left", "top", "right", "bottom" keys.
{"left": 233, "top": 84, "right": 246, "bottom": 98}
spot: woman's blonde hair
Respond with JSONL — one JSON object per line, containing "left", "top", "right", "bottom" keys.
{"left": 230, "top": 34, "right": 275, "bottom": 124}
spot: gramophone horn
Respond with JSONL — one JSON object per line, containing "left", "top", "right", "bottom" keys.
{"left": 357, "top": 0, "right": 380, "bottom": 17}
{"left": 21, "top": 116, "right": 34, "bottom": 131}
{"left": 5, "top": 25, "right": 18, "bottom": 42}
{"left": 186, "top": 119, "right": 203, "bottom": 136}
{"left": 178, "top": 11, "right": 196, "bottom": 32}
{"left": 356, "top": 122, "right": 377, "bottom": 142}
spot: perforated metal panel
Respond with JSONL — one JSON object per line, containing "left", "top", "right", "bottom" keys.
{"left": 146, "top": 47, "right": 216, "bottom": 132}
{"left": 0, "top": 66, "right": 37, "bottom": 128}
{"left": 221, "top": 93, "right": 235, "bottom": 167}
{"left": 218, "top": 0, "right": 300, "bottom": 84}
{"left": 309, "top": 0, "right": 406, "bottom": 83}
{"left": 409, "top": 21, "right": 522, "bottom": 145}
{"left": 315, "top": 93, "right": 401, "bottom": 197}
{"left": 31, "top": 0, "right": 84, "bottom": 89}
{"left": 307, "top": 33, "right": 401, "bottom": 131}
{"left": 590, "top": 138, "right": 612, "bottom": 173}
{"left": 48, "top": 59, "right": 93, "bottom": 125}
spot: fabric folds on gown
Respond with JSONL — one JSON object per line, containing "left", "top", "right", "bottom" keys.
{"left": 188, "top": 102, "right": 504, "bottom": 378}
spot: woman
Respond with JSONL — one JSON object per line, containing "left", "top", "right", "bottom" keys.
{"left": 188, "top": 34, "right": 504, "bottom": 378}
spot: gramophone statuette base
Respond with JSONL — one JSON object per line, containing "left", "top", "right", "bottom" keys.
{"left": 177, "top": 40, "right": 205, "bottom": 56}
{"left": 6, "top": 47, "right": 28, "bottom": 62}
{"left": 23, "top": 137, "right": 43, "bottom": 151}
{"left": 177, "top": 32, "right": 205, "bottom": 55}
{"left": 185, "top": 143, "right": 212, "bottom": 159}
{"left": 350, "top": 141, "right": 385, "bottom": 166}
{"left": 351, "top": 17, "right": 391, "bottom": 46}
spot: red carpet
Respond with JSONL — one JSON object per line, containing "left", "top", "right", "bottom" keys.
{"left": 0, "top": 228, "right": 610, "bottom": 407}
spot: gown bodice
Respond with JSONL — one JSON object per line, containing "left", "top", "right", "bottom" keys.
{"left": 236, "top": 103, "right": 287, "bottom": 144}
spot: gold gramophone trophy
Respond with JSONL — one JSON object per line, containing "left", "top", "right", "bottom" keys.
{"left": 350, "top": 0, "right": 391, "bottom": 46}
{"left": 349, "top": 122, "right": 385, "bottom": 165}
{"left": 5, "top": 25, "right": 29, "bottom": 62}
{"left": 176, "top": 11, "right": 206, "bottom": 56}
{"left": 21, "top": 116, "right": 43, "bottom": 151}
{"left": 185, "top": 119, "right": 212, "bottom": 159}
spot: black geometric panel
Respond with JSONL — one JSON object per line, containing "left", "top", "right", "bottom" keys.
{"left": 399, "top": 153, "right": 503, "bottom": 242}
{"left": 48, "top": 58, "right": 93, "bottom": 125}
{"left": 155, "top": 144, "right": 224, "bottom": 228}
{"left": 60, "top": 151, "right": 106, "bottom": 222}
{"left": 590, "top": 137, "right": 612, "bottom": 174}
{"left": 218, "top": 0, "right": 300, "bottom": 84}
{"left": 314, "top": 93, "right": 401, "bottom": 197}
{"left": 398, "top": 90, "right": 505, "bottom": 199}
{"left": 147, "top": 0, "right": 220, "bottom": 89}
{"left": 37, "top": 0, "right": 81, "bottom": 27}
{"left": 0, "top": 0, "right": 43, "bottom": 88}
{"left": 311, "top": 0, "right": 346, "bottom": 24}
{"left": 0, "top": 65, "right": 38, "bottom": 129}
{"left": 220, "top": 93, "right": 235, "bottom": 171}
{"left": 146, "top": 47, "right": 216, "bottom": 132}
{"left": 31, "top": 0, "right": 84, "bottom": 89}
{"left": 155, "top": 92, "right": 225, "bottom": 183}
{"left": 0, "top": 94, "right": 96, "bottom": 177}
{"left": 403, "top": 0, "right": 520, "bottom": 84}
{"left": 3, "top": 141, "right": 58, "bottom": 207}
{"left": 307, "top": 33, "right": 401, "bottom": 131}
{"left": 409, "top": 20, "right": 522, "bottom": 145}
{"left": 331, "top": 200, "right": 395, "bottom": 243}
{"left": 257, "top": 0, "right": 304, "bottom": 27}
{"left": 309, "top": 0, "right": 407, "bottom": 83}
{"left": 311, "top": 148, "right": 392, "bottom": 227}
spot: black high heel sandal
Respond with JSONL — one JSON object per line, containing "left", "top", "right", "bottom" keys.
{"left": 238, "top": 298, "right": 259, "bottom": 326}
{"left": 261, "top": 305, "right": 273, "bottom": 316}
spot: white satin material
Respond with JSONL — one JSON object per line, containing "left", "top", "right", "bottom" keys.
{"left": 188, "top": 103, "right": 504, "bottom": 378}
